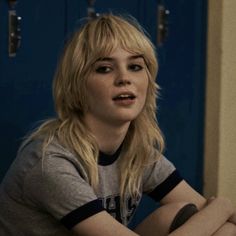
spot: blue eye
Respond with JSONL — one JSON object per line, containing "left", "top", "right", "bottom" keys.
{"left": 129, "top": 64, "right": 143, "bottom": 71}
{"left": 95, "top": 66, "right": 112, "bottom": 73}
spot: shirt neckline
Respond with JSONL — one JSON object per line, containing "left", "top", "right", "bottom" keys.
{"left": 98, "top": 145, "right": 122, "bottom": 166}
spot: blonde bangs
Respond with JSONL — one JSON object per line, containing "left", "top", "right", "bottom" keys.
{"left": 82, "top": 15, "right": 157, "bottom": 73}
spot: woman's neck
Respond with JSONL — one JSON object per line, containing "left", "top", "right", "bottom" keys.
{"left": 83, "top": 115, "right": 130, "bottom": 155}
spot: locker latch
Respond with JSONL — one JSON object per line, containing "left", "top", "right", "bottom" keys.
{"left": 87, "top": 0, "right": 99, "bottom": 19}
{"left": 8, "top": 0, "right": 22, "bottom": 57}
{"left": 157, "top": 3, "right": 170, "bottom": 46}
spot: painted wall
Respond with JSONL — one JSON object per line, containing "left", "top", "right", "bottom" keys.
{"left": 204, "top": 0, "right": 236, "bottom": 205}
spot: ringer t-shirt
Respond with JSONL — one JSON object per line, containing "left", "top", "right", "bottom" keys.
{"left": 0, "top": 137, "right": 182, "bottom": 235}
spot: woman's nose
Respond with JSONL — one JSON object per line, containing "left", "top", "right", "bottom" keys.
{"left": 114, "top": 70, "right": 131, "bottom": 86}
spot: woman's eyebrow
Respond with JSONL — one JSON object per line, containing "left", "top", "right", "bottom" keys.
{"left": 95, "top": 54, "right": 144, "bottom": 62}
{"left": 128, "top": 54, "right": 144, "bottom": 60}
{"left": 97, "top": 57, "right": 114, "bottom": 62}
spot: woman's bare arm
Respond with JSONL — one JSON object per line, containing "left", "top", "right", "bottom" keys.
{"left": 161, "top": 180, "right": 236, "bottom": 235}
{"left": 72, "top": 181, "right": 236, "bottom": 236}
{"left": 72, "top": 211, "right": 139, "bottom": 236}
{"left": 169, "top": 197, "right": 235, "bottom": 236}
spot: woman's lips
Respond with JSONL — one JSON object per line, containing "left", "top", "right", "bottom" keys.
{"left": 112, "top": 94, "right": 136, "bottom": 106}
{"left": 112, "top": 92, "right": 136, "bottom": 101}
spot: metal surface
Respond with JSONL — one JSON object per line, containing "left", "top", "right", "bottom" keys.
{"left": 8, "top": 10, "right": 21, "bottom": 57}
{"left": 157, "top": 3, "right": 170, "bottom": 46}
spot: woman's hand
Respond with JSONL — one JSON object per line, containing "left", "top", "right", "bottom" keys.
{"left": 228, "top": 208, "right": 236, "bottom": 225}
{"left": 207, "top": 196, "right": 236, "bottom": 224}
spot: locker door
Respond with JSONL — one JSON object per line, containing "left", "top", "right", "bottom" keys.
{"left": 156, "top": 0, "right": 207, "bottom": 193}
{"left": 0, "top": 0, "right": 66, "bottom": 179}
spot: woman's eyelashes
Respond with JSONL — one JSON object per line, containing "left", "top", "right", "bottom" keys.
{"left": 128, "top": 64, "right": 143, "bottom": 72}
{"left": 95, "top": 66, "right": 112, "bottom": 74}
{"left": 95, "top": 63, "right": 144, "bottom": 74}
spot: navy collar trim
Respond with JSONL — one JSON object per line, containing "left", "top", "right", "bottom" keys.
{"left": 98, "top": 145, "right": 122, "bottom": 166}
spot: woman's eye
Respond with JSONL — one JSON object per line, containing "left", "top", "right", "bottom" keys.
{"left": 129, "top": 64, "right": 143, "bottom": 71}
{"left": 95, "top": 66, "right": 112, "bottom": 74}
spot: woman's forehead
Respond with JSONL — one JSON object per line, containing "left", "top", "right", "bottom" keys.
{"left": 92, "top": 44, "right": 144, "bottom": 60}
{"left": 93, "top": 51, "right": 145, "bottom": 66}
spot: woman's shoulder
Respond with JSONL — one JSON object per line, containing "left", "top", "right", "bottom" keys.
{"left": 17, "top": 135, "right": 88, "bottom": 178}
{"left": 18, "top": 135, "right": 76, "bottom": 163}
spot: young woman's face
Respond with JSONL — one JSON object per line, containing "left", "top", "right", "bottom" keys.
{"left": 84, "top": 47, "right": 149, "bottom": 126}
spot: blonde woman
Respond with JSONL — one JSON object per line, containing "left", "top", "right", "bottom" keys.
{"left": 0, "top": 14, "right": 235, "bottom": 236}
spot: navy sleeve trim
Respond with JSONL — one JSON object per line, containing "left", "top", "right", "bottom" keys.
{"left": 148, "top": 170, "right": 183, "bottom": 202}
{"left": 60, "top": 199, "right": 105, "bottom": 230}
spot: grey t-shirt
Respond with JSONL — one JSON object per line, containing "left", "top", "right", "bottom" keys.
{"left": 0, "top": 137, "right": 182, "bottom": 235}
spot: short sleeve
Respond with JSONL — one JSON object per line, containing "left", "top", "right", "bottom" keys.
{"left": 142, "top": 151, "right": 183, "bottom": 202}
{"left": 23, "top": 152, "right": 104, "bottom": 229}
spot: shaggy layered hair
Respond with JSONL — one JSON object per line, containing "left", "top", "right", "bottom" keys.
{"left": 29, "top": 14, "right": 164, "bottom": 199}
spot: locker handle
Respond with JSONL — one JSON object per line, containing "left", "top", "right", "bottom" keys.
{"left": 157, "top": 4, "right": 170, "bottom": 46}
{"left": 8, "top": 10, "right": 22, "bottom": 57}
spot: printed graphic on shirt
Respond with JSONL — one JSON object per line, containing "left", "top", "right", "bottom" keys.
{"left": 99, "top": 194, "right": 141, "bottom": 225}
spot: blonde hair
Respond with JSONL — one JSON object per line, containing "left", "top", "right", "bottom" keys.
{"left": 29, "top": 14, "right": 164, "bottom": 199}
